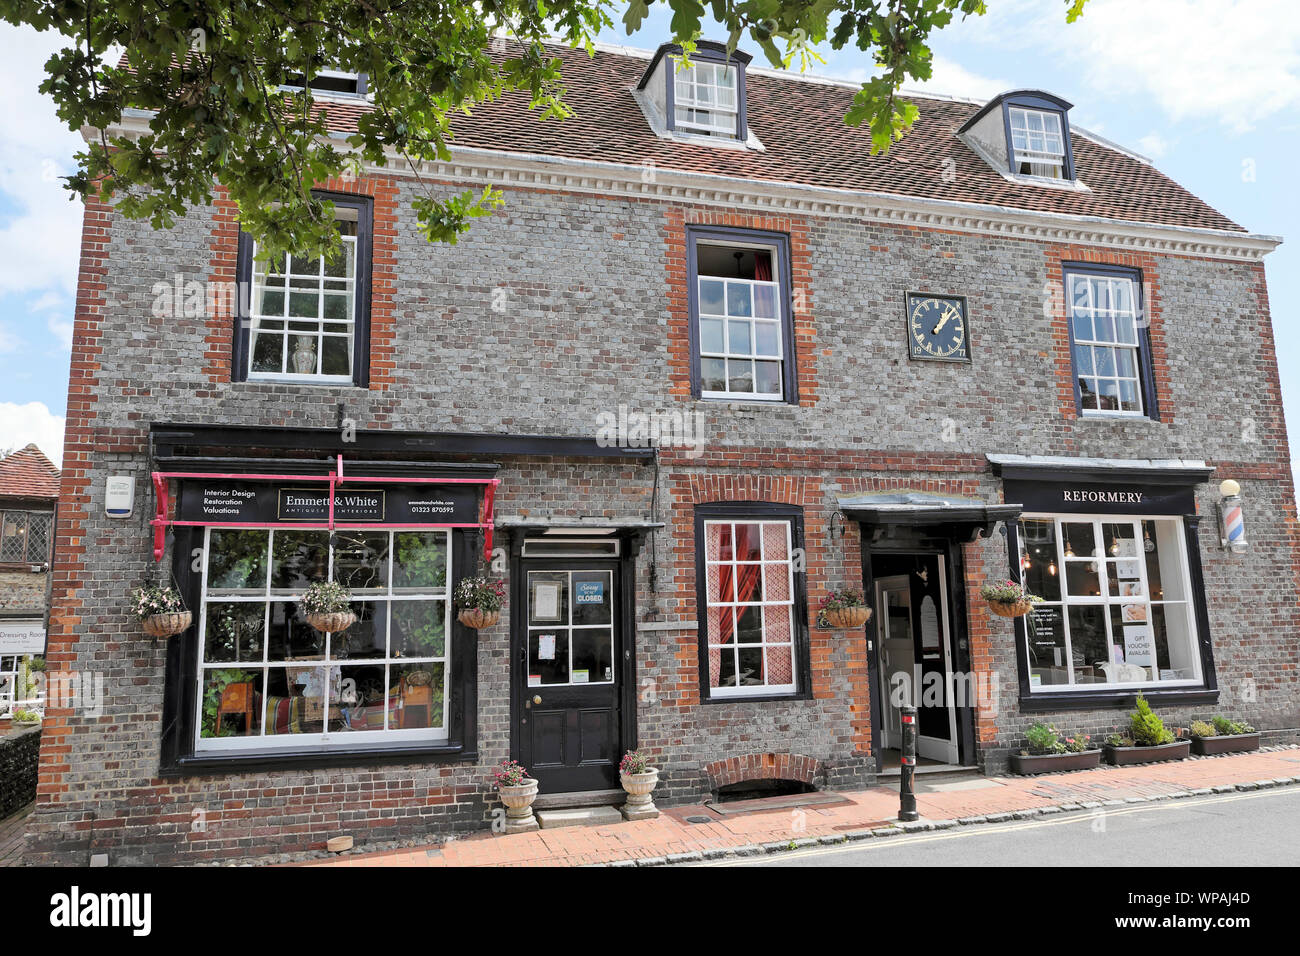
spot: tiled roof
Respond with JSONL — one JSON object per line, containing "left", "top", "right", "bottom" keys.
{"left": 314, "top": 43, "right": 1244, "bottom": 234}
{"left": 0, "top": 444, "right": 61, "bottom": 500}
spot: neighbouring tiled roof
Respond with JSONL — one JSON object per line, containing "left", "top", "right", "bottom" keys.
{"left": 0, "top": 444, "right": 61, "bottom": 500}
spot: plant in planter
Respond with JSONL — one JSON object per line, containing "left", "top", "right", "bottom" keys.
{"left": 618, "top": 749, "right": 661, "bottom": 820}
{"left": 11, "top": 708, "right": 41, "bottom": 727}
{"left": 1190, "top": 715, "right": 1260, "bottom": 755}
{"left": 818, "top": 589, "right": 872, "bottom": 629}
{"left": 130, "top": 583, "right": 192, "bottom": 638}
{"left": 1103, "top": 696, "right": 1190, "bottom": 765}
{"left": 493, "top": 759, "right": 539, "bottom": 832}
{"left": 455, "top": 575, "right": 506, "bottom": 629}
{"left": 979, "top": 580, "right": 1042, "bottom": 618}
{"left": 300, "top": 581, "right": 356, "bottom": 634}
{"left": 1010, "top": 722, "right": 1101, "bottom": 774}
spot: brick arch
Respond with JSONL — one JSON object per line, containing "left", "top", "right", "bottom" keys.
{"left": 703, "top": 752, "right": 823, "bottom": 790}
{"left": 682, "top": 473, "right": 816, "bottom": 507}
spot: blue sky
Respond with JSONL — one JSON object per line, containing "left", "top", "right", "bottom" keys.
{"left": 0, "top": 0, "right": 1297, "bottom": 485}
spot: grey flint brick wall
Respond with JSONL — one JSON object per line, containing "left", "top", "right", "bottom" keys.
{"left": 25, "top": 173, "right": 1299, "bottom": 864}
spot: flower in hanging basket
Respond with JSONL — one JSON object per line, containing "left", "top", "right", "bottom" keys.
{"left": 455, "top": 575, "right": 506, "bottom": 629}
{"left": 819, "top": 588, "right": 872, "bottom": 628}
{"left": 300, "top": 581, "right": 356, "bottom": 633}
{"left": 130, "top": 584, "right": 192, "bottom": 638}
{"left": 979, "top": 580, "right": 1043, "bottom": 618}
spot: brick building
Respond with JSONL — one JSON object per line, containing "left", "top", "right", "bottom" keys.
{"left": 27, "top": 40, "right": 1299, "bottom": 864}
{"left": 0, "top": 444, "right": 58, "bottom": 721}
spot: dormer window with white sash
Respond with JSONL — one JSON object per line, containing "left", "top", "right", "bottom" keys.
{"left": 673, "top": 59, "right": 739, "bottom": 137}
{"left": 1009, "top": 106, "right": 1066, "bottom": 178}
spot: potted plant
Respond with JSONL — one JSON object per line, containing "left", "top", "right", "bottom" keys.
{"left": 11, "top": 708, "right": 41, "bottom": 728}
{"left": 618, "top": 750, "right": 661, "bottom": 820}
{"left": 1010, "top": 722, "right": 1101, "bottom": 774}
{"left": 1190, "top": 716, "right": 1261, "bottom": 755}
{"left": 130, "top": 583, "right": 192, "bottom": 638}
{"left": 819, "top": 589, "right": 872, "bottom": 629}
{"left": 455, "top": 575, "right": 506, "bottom": 629}
{"left": 494, "top": 759, "right": 539, "bottom": 832}
{"left": 979, "top": 580, "right": 1042, "bottom": 618}
{"left": 1103, "top": 696, "right": 1191, "bottom": 765}
{"left": 300, "top": 581, "right": 356, "bottom": 634}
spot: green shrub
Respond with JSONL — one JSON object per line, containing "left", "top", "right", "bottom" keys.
{"left": 1129, "top": 696, "right": 1175, "bottom": 746}
{"left": 1189, "top": 720, "right": 1216, "bottom": 738}
{"left": 1211, "top": 715, "right": 1255, "bottom": 736}
{"left": 1025, "top": 722, "right": 1065, "bottom": 755}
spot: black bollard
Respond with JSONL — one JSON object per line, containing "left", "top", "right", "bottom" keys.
{"left": 899, "top": 705, "right": 919, "bottom": 821}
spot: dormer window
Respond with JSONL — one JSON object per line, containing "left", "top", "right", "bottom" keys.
{"left": 637, "top": 40, "right": 751, "bottom": 144}
{"left": 1009, "top": 107, "right": 1065, "bottom": 178}
{"left": 674, "top": 60, "right": 739, "bottom": 136}
{"left": 958, "top": 90, "right": 1077, "bottom": 185}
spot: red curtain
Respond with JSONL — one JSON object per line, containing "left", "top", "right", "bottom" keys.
{"left": 754, "top": 251, "right": 773, "bottom": 282}
{"left": 715, "top": 524, "right": 763, "bottom": 644}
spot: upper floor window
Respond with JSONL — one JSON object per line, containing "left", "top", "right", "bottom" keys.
{"left": 688, "top": 226, "right": 795, "bottom": 403}
{"left": 1065, "top": 264, "right": 1155, "bottom": 418}
{"left": 234, "top": 194, "right": 373, "bottom": 386}
{"left": 0, "top": 510, "right": 52, "bottom": 566}
{"left": 1009, "top": 107, "right": 1066, "bottom": 178}
{"left": 956, "top": 90, "right": 1077, "bottom": 184}
{"left": 637, "top": 41, "right": 751, "bottom": 143}
{"left": 674, "top": 60, "right": 739, "bottom": 136}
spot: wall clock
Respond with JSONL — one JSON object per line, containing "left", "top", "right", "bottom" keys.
{"left": 906, "top": 293, "right": 971, "bottom": 363}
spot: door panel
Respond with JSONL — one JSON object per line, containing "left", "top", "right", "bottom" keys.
{"left": 514, "top": 561, "right": 622, "bottom": 793}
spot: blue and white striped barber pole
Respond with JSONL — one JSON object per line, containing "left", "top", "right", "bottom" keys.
{"left": 1220, "top": 495, "right": 1248, "bottom": 553}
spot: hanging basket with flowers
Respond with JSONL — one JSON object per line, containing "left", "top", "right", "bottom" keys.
{"left": 455, "top": 575, "right": 507, "bottom": 629}
{"left": 300, "top": 582, "right": 357, "bottom": 633}
{"left": 819, "top": 589, "right": 872, "bottom": 629}
{"left": 131, "top": 584, "right": 192, "bottom": 638}
{"left": 980, "top": 580, "right": 1043, "bottom": 618}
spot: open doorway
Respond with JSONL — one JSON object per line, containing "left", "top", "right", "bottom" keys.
{"left": 870, "top": 552, "right": 961, "bottom": 768}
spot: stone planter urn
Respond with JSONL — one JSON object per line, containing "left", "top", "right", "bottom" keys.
{"left": 498, "top": 778, "right": 540, "bottom": 833}
{"left": 620, "top": 768, "right": 661, "bottom": 821}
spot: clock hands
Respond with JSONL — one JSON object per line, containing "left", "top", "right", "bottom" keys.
{"left": 931, "top": 306, "right": 959, "bottom": 336}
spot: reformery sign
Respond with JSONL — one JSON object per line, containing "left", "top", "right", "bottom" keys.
{"left": 1003, "top": 479, "right": 1197, "bottom": 517}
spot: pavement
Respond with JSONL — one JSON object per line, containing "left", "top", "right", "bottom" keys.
{"left": 301, "top": 746, "right": 1300, "bottom": 868}
{"left": 716, "top": 786, "right": 1300, "bottom": 866}
{"left": 0, "top": 803, "right": 31, "bottom": 867}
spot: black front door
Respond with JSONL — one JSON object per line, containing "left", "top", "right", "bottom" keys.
{"left": 512, "top": 560, "right": 622, "bottom": 793}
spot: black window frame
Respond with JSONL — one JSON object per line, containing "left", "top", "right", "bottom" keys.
{"left": 1000, "top": 91, "right": 1076, "bottom": 181}
{"left": 1063, "top": 261, "right": 1160, "bottom": 420}
{"left": 0, "top": 508, "right": 54, "bottom": 567}
{"left": 686, "top": 224, "right": 798, "bottom": 405}
{"left": 232, "top": 191, "right": 374, "bottom": 387}
{"left": 693, "top": 501, "right": 812, "bottom": 704}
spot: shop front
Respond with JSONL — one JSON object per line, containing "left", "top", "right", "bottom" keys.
{"left": 993, "top": 454, "right": 1219, "bottom": 713}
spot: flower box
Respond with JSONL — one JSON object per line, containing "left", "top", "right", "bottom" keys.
{"left": 1103, "top": 739, "right": 1191, "bottom": 765}
{"left": 1009, "top": 749, "right": 1103, "bottom": 774}
{"left": 1190, "top": 732, "right": 1260, "bottom": 756}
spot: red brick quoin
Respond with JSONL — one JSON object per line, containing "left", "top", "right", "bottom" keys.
{"left": 703, "top": 753, "right": 823, "bottom": 790}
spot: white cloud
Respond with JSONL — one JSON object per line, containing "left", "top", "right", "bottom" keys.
{"left": 1138, "top": 132, "right": 1170, "bottom": 158}
{"left": 1060, "top": 0, "right": 1300, "bottom": 133}
{"left": 909, "top": 54, "right": 1010, "bottom": 102}
{"left": 0, "top": 24, "right": 84, "bottom": 297}
{"left": 0, "top": 401, "right": 64, "bottom": 466}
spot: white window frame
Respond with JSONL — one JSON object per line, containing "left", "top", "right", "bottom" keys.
{"left": 673, "top": 58, "right": 739, "bottom": 138}
{"left": 247, "top": 210, "right": 359, "bottom": 385}
{"left": 696, "top": 239, "right": 785, "bottom": 403}
{"left": 1068, "top": 272, "right": 1145, "bottom": 417}
{"left": 1019, "top": 513, "right": 1202, "bottom": 693}
{"left": 194, "top": 526, "right": 451, "bottom": 752}
{"left": 1009, "top": 107, "right": 1066, "bottom": 178}
{"left": 703, "top": 518, "right": 798, "bottom": 698}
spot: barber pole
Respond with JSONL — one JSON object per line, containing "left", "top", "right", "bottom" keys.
{"left": 1218, "top": 480, "right": 1248, "bottom": 553}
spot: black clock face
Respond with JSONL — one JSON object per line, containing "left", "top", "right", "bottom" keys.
{"left": 907, "top": 294, "right": 970, "bottom": 362}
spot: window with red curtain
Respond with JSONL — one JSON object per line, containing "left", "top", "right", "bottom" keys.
{"left": 703, "top": 518, "right": 797, "bottom": 696}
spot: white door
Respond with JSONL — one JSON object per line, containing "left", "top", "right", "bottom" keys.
{"left": 875, "top": 576, "right": 914, "bottom": 752}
